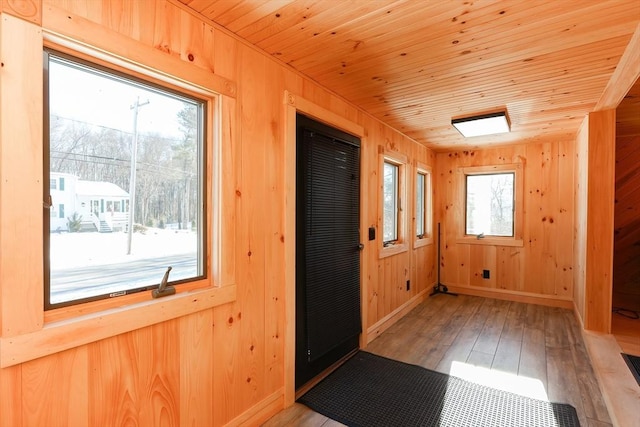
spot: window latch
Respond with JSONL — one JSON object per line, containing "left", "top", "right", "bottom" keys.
{"left": 476, "top": 233, "right": 485, "bottom": 240}
{"left": 43, "top": 195, "right": 53, "bottom": 209}
{"left": 152, "top": 266, "right": 175, "bottom": 298}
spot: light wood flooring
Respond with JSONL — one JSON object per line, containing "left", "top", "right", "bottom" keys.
{"left": 264, "top": 294, "right": 614, "bottom": 427}
{"left": 587, "top": 287, "right": 640, "bottom": 427}
{"left": 612, "top": 287, "right": 640, "bottom": 356}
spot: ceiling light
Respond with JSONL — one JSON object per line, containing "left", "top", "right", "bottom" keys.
{"left": 452, "top": 111, "right": 510, "bottom": 138}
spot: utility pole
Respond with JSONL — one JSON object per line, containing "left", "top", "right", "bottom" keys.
{"left": 126, "top": 96, "right": 149, "bottom": 255}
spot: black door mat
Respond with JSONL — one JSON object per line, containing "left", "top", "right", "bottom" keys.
{"left": 299, "top": 351, "right": 580, "bottom": 427}
{"left": 621, "top": 353, "right": 640, "bottom": 386}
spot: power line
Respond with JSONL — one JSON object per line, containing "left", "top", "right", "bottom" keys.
{"left": 50, "top": 151, "right": 195, "bottom": 177}
{"left": 50, "top": 114, "right": 187, "bottom": 144}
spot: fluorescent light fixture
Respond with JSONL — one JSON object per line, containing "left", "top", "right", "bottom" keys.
{"left": 452, "top": 111, "right": 510, "bottom": 138}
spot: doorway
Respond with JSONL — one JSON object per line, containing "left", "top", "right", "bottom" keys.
{"left": 612, "top": 76, "right": 640, "bottom": 355}
{"left": 295, "top": 114, "right": 362, "bottom": 390}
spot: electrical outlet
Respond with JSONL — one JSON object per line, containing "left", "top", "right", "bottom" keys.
{"left": 368, "top": 227, "right": 376, "bottom": 241}
{"left": 483, "top": 269, "right": 490, "bottom": 279}
{"left": 406, "top": 280, "right": 410, "bottom": 291}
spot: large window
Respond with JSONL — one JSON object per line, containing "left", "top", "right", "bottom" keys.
{"left": 457, "top": 164, "right": 523, "bottom": 247}
{"left": 465, "top": 172, "right": 514, "bottom": 237}
{"left": 44, "top": 50, "right": 206, "bottom": 308}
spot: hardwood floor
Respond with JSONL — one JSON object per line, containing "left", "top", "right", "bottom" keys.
{"left": 264, "top": 294, "right": 613, "bottom": 427}
{"left": 612, "top": 313, "right": 640, "bottom": 356}
{"left": 612, "top": 287, "right": 640, "bottom": 356}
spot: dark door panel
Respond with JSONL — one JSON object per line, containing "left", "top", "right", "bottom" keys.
{"left": 295, "top": 114, "right": 361, "bottom": 389}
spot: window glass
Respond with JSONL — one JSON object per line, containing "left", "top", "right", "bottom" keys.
{"left": 383, "top": 161, "right": 399, "bottom": 243}
{"left": 465, "top": 173, "right": 514, "bottom": 236}
{"left": 416, "top": 172, "right": 426, "bottom": 237}
{"left": 45, "top": 51, "right": 205, "bottom": 308}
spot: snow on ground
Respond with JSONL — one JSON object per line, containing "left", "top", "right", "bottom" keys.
{"left": 50, "top": 227, "right": 198, "bottom": 270}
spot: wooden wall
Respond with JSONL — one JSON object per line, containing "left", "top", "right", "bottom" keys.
{"left": 362, "top": 120, "right": 437, "bottom": 339}
{"left": 574, "top": 117, "right": 589, "bottom": 320}
{"left": 1, "top": 0, "right": 631, "bottom": 424}
{"left": 573, "top": 110, "right": 616, "bottom": 332}
{"left": 436, "top": 140, "right": 576, "bottom": 306}
{"left": 0, "top": 1, "right": 434, "bottom": 426}
{"left": 613, "top": 134, "right": 640, "bottom": 310}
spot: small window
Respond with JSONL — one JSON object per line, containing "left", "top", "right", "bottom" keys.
{"left": 44, "top": 50, "right": 206, "bottom": 308}
{"left": 50, "top": 178, "right": 57, "bottom": 190}
{"left": 383, "top": 161, "right": 399, "bottom": 243}
{"left": 416, "top": 172, "right": 427, "bottom": 239}
{"left": 416, "top": 172, "right": 427, "bottom": 238}
{"left": 414, "top": 164, "right": 433, "bottom": 248}
{"left": 380, "top": 151, "right": 408, "bottom": 257}
{"left": 465, "top": 172, "right": 514, "bottom": 237}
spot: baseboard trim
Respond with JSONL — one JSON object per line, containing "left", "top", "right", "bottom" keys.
{"left": 224, "top": 388, "right": 283, "bottom": 427}
{"left": 581, "top": 330, "right": 639, "bottom": 427}
{"left": 366, "top": 288, "right": 429, "bottom": 344}
{"left": 445, "top": 285, "right": 574, "bottom": 309}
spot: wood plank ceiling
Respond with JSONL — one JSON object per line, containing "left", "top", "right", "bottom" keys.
{"left": 179, "top": 0, "right": 640, "bottom": 151}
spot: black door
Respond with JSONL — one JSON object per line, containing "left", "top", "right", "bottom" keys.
{"left": 295, "top": 114, "right": 361, "bottom": 390}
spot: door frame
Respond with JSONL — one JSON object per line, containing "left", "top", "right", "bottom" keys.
{"left": 283, "top": 91, "right": 366, "bottom": 406}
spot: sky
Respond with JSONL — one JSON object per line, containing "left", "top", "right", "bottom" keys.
{"left": 49, "top": 56, "right": 195, "bottom": 140}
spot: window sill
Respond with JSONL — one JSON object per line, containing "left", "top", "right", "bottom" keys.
{"left": 413, "top": 237, "right": 434, "bottom": 249}
{"left": 0, "top": 284, "right": 236, "bottom": 368}
{"left": 379, "top": 242, "right": 408, "bottom": 258}
{"left": 456, "top": 237, "right": 524, "bottom": 247}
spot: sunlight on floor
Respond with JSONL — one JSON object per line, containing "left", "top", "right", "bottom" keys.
{"left": 448, "top": 361, "right": 549, "bottom": 401}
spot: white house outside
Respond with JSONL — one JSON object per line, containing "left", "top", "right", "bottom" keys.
{"left": 50, "top": 172, "right": 129, "bottom": 232}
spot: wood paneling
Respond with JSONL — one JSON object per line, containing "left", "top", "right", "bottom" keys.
{"left": 179, "top": 310, "right": 214, "bottom": 426}
{"left": 22, "top": 347, "right": 88, "bottom": 427}
{"left": 613, "top": 82, "right": 640, "bottom": 307}
{"left": 436, "top": 139, "right": 576, "bottom": 302}
{"left": 0, "top": 365, "right": 21, "bottom": 427}
{"left": 1, "top": 1, "right": 435, "bottom": 425}
{"left": 573, "top": 117, "right": 589, "bottom": 322}
{"left": 1, "top": 1, "right": 637, "bottom": 425}
{"left": 0, "top": 14, "right": 44, "bottom": 337}
{"left": 1, "top": 0, "right": 41, "bottom": 24}
{"left": 178, "top": 0, "right": 640, "bottom": 151}
{"left": 616, "top": 79, "right": 640, "bottom": 137}
{"left": 596, "top": 22, "right": 640, "bottom": 112}
{"left": 613, "top": 133, "right": 640, "bottom": 313}
{"left": 585, "top": 110, "right": 616, "bottom": 333}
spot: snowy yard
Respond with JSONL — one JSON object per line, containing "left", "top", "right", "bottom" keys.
{"left": 49, "top": 227, "right": 200, "bottom": 304}
{"left": 50, "top": 227, "right": 198, "bottom": 270}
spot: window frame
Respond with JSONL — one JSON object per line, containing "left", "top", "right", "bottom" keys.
{"left": 465, "top": 172, "right": 515, "bottom": 237}
{"left": 414, "top": 163, "right": 433, "bottom": 248}
{"left": 457, "top": 163, "right": 524, "bottom": 247}
{"left": 0, "top": 19, "right": 237, "bottom": 369}
{"left": 383, "top": 160, "right": 400, "bottom": 244}
{"left": 43, "top": 48, "right": 208, "bottom": 310}
{"left": 379, "top": 150, "right": 408, "bottom": 258}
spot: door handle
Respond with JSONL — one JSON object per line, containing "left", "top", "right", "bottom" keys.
{"left": 358, "top": 243, "right": 365, "bottom": 251}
